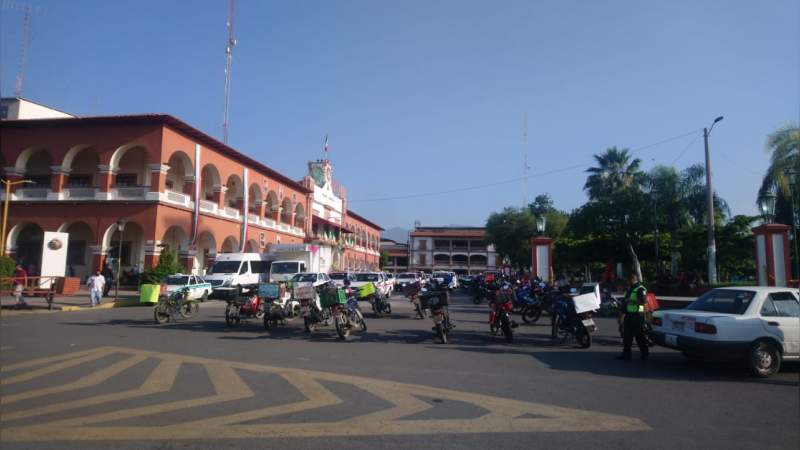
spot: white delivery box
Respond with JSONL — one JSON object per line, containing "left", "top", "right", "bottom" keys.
{"left": 572, "top": 284, "right": 601, "bottom": 314}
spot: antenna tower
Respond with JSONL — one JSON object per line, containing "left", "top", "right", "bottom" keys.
{"left": 523, "top": 112, "right": 529, "bottom": 207}
{"left": 14, "top": 4, "right": 32, "bottom": 97}
{"left": 222, "top": 0, "right": 237, "bottom": 144}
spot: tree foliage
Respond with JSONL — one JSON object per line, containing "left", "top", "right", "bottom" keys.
{"left": 140, "top": 249, "right": 186, "bottom": 285}
{"left": 485, "top": 207, "right": 536, "bottom": 269}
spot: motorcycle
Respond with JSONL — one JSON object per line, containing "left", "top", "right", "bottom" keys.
{"left": 488, "top": 284, "right": 516, "bottom": 343}
{"left": 225, "top": 289, "right": 264, "bottom": 327}
{"left": 470, "top": 283, "right": 486, "bottom": 305}
{"left": 360, "top": 282, "right": 392, "bottom": 317}
{"left": 419, "top": 281, "right": 452, "bottom": 344}
{"left": 551, "top": 295, "right": 596, "bottom": 348}
{"left": 403, "top": 281, "right": 425, "bottom": 319}
{"left": 154, "top": 287, "right": 198, "bottom": 324}
{"left": 514, "top": 284, "right": 544, "bottom": 324}
{"left": 331, "top": 293, "right": 367, "bottom": 340}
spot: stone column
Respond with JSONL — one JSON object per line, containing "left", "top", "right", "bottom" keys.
{"left": 182, "top": 175, "right": 196, "bottom": 197}
{"left": 179, "top": 250, "right": 197, "bottom": 274}
{"left": 48, "top": 165, "right": 70, "bottom": 200}
{"left": 215, "top": 186, "right": 228, "bottom": 210}
{"left": 89, "top": 245, "right": 108, "bottom": 272}
{"left": 148, "top": 163, "right": 170, "bottom": 198}
{"left": 95, "top": 165, "right": 117, "bottom": 200}
{"left": 144, "top": 242, "right": 162, "bottom": 269}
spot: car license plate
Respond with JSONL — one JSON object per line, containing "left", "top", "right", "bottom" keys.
{"left": 581, "top": 319, "right": 595, "bottom": 327}
{"left": 665, "top": 334, "right": 678, "bottom": 347}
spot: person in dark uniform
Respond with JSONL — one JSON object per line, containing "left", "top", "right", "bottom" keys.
{"left": 101, "top": 265, "right": 113, "bottom": 297}
{"left": 617, "top": 274, "right": 649, "bottom": 361}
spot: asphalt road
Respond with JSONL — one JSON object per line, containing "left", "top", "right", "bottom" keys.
{"left": 1, "top": 292, "right": 798, "bottom": 450}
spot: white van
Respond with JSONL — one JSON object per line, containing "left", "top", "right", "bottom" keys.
{"left": 269, "top": 260, "right": 307, "bottom": 283}
{"left": 205, "top": 253, "right": 273, "bottom": 297}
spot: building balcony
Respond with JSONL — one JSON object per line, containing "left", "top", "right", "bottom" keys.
{"left": 63, "top": 187, "right": 98, "bottom": 199}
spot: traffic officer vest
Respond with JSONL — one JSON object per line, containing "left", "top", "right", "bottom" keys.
{"left": 626, "top": 285, "right": 646, "bottom": 314}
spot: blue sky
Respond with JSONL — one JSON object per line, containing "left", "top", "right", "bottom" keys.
{"left": 1, "top": 0, "right": 797, "bottom": 230}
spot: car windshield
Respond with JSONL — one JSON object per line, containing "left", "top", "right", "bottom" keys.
{"left": 355, "top": 273, "right": 379, "bottom": 282}
{"left": 165, "top": 276, "right": 189, "bottom": 285}
{"left": 433, "top": 272, "right": 448, "bottom": 277}
{"left": 208, "top": 261, "right": 240, "bottom": 274}
{"left": 272, "top": 262, "right": 299, "bottom": 274}
{"left": 687, "top": 289, "right": 756, "bottom": 315}
{"left": 292, "top": 274, "right": 317, "bottom": 282}
{"left": 329, "top": 273, "right": 347, "bottom": 280}
{"left": 397, "top": 273, "right": 415, "bottom": 279}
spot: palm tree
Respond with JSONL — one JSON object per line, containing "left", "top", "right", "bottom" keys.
{"left": 759, "top": 124, "right": 800, "bottom": 224}
{"left": 584, "top": 147, "right": 647, "bottom": 280}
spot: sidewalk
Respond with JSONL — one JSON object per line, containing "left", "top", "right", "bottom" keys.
{"left": 1, "top": 287, "right": 142, "bottom": 312}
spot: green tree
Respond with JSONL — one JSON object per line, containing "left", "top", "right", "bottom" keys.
{"left": 759, "top": 124, "right": 800, "bottom": 225}
{"left": 140, "top": 249, "right": 186, "bottom": 285}
{"left": 379, "top": 250, "right": 390, "bottom": 268}
{"left": 485, "top": 207, "right": 536, "bottom": 269}
{"left": 582, "top": 147, "right": 648, "bottom": 281}
{"left": 528, "top": 193, "right": 569, "bottom": 238}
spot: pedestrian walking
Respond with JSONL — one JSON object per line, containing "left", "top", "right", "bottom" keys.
{"left": 87, "top": 270, "right": 106, "bottom": 307}
{"left": 13, "top": 264, "right": 28, "bottom": 308}
{"left": 617, "top": 274, "right": 649, "bottom": 361}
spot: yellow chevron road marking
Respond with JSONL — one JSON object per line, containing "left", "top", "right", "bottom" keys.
{"left": 1, "top": 346, "right": 650, "bottom": 442}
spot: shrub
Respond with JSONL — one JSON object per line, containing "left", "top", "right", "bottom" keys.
{"left": 0, "top": 256, "right": 15, "bottom": 288}
{"left": 139, "top": 249, "right": 186, "bottom": 286}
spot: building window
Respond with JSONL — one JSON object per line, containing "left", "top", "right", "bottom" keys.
{"left": 27, "top": 175, "right": 50, "bottom": 188}
{"left": 418, "top": 240, "right": 427, "bottom": 251}
{"left": 66, "top": 175, "right": 92, "bottom": 188}
{"left": 419, "top": 254, "right": 426, "bottom": 266}
{"left": 115, "top": 174, "right": 137, "bottom": 187}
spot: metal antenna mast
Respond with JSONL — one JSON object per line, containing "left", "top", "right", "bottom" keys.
{"left": 14, "top": 4, "right": 32, "bottom": 97}
{"left": 523, "top": 112, "right": 529, "bottom": 207}
{"left": 223, "top": 0, "right": 237, "bottom": 144}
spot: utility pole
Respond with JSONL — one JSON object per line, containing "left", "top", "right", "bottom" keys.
{"left": 704, "top": 116, "right": 724, "bottom": 285}
{"left": 522, "top": 113, "right": 529, "bottom": 208}
{"left": 222, "top": 0, "right": 237, "bottom": 144}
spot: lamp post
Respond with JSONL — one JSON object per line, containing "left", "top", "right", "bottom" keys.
{"left": 786, "top": 170, "right": 799, "bottom": 282}
{"left": 0, "top": 179, "right": 34, "bottom": 256}
{"left": 114, "top": 219, "right": 127, "bottom": 302}
{"left": 652, "top": 187, "right": 660, "bottom": 274}
{"left": 535, "top": 215, "right": 546, "bottom": 235}
{"left": 757, "top": 189, "right": 777, "bottom": 224}
{"left": 704, "top": 115, "right": 724, "bottom": 285}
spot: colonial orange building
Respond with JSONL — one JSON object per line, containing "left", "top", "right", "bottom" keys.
{"left": 0, "top": 112, "right": 381, "bottom": 281}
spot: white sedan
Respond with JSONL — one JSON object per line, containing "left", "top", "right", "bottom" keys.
{"left": 164, "top": 274, "right": 212, "bottom": 301}
{"left": 651, "top": 287, "right": 800, "bottom": 377}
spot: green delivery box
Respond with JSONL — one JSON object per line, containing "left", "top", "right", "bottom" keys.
{"left": 139, "top": 284, "right": 160, "bottom": 304}
{"left": 320, "top": 288, "right": 347, "bottom": 308}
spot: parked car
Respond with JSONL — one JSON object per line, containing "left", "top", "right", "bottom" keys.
{"left": 383, "top": 272, "right": 396, "bottom": 291}
{"left": 651, "top": 287, "right": 800, "bottom": 377}
{"left": 164, "top": 274, "right": 213, "bottom": 301}
{"left": 395, "top": 272, "right": 421, "bottom": 291}
{"left": 290, "top": 272, "right": 331, "bottom": 288}
{"left": 351, "top": 272, "right": 392, "bottom": 298}
{"left": 329, "top": 272, "right": 356, "bottom": 288}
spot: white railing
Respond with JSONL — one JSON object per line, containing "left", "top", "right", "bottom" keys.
{"left": 248, "top": 213, "right": 259, "bottom": 224}
{"left": 199, "top": 199, "right": 217, "bottom": 213}
{"left": 224, "top": 207, "right": 240, "bottom": 219}
{"left": 263, "top": 218, "right": 276, "bottom": 228}
{"left": 63, "top": 187, "right": 97, "bottom": 199}
{"left": 279, "top": 223, "right": 290, "bottom": 232}
{"left": 115, "top": 187, "right": 147, "bottom": 198}
{"left": 16, "top": 188, "right": 49, "bottom": 199}
{"left": 166, "top": 190, "right": 189, "bottom": 205}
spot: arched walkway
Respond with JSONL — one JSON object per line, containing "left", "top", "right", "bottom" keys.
{"left": 64, "top": 147, "right": 100, "bottom": 188}
{"left": 200, "top": 164, "right": 221, "bottom": 202}
{"left": 245, "top": 239, "right": 259, "bottom": 252}
{"left": 6, "top": 223, "right": 44, "bottom": 272}
{"left": 58, "top": 221, "right": 95, "bottom": 281}
{"left": 102, "top": 221, "right": 146, "bottom": 272}
{"left": 434, "top": 254, "right": 451, "bottom": 266}
{"left": 161, "top": 225, "right": 190, "bottom": 253}
{"left": 265, "top": 191, "right": 279, "bottom": 221}
{"left": 165, "top": 151, "right": 193, "bottom": 193}
{"left": 248, "top": 184, "right": 263, "bottom": 215}
{"left": 280, "top": 198, "right": 293, "bottom": 224}
{"left": 195, "top": 231, "right": 217, "bottom": 274}
{"left": 469, "top": 254, "right": 487, "bottom": 266}
{"left": 19, "top": 148, "right": 52, "bottom": 187}
{"left": 221, "top": 236, "right": 238, "bottom": 253}
{"left": 114, "top": 146, "right": 150, "bottom": 187}
{"left": 224, "top": 175, "right": 243, "bottom": 209}
{"left": 294, "top": 203, "right": 306, "bottom": 229}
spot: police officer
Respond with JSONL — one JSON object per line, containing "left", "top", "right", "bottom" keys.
{"left": 617, "top": 274, "right": 649, "bottom": 361}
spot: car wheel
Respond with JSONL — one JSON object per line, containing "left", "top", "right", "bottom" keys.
{"left": 749, "top": 341, "right": 781, "bottom": 378}
{"left": 201, "top": 290, "right": 209, "bottom": 302}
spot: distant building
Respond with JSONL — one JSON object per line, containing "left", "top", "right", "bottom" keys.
{"left": 410, "top": 226, "right": 498, "bottom": 275}
{"left": 380, "top": 238, "right": 409, "bottom": 273}
{"left": 1, "top": 97, "right": 74, "bottom": 120}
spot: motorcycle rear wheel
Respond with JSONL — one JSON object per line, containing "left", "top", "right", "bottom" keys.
{"left": 225, "top": 306, "right": 240, "bottom": 327}
{"left": 575, "top": 325, "right": 592, "bottom": 348}
{"left": 521, "top": 306, "right": 542, "bottom": 324}
{"left": 355, "top": 309, "right": 367, "bottom": 332}
{"left": 500, "top": 316, "right": 513, "bottom": 343}
{"left": 551, "top": 315, "right": 560, "bottom": 339}
{"left": 436, "top": 323, "right": 447, "bottom": 344}
{"left": 304, "top": 316, "right": 316, "bottom": 333}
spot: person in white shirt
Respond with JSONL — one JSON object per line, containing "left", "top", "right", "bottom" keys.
{"left": 87, "top": 270, "right": 106, "bottom": 307}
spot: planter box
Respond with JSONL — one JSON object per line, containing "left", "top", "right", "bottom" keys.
{"left": 59, "top": 277, "right": 81, "bottom": 295}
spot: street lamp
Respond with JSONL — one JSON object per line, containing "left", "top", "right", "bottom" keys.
{"left": 757, "top": 188, "right": 777, "bottom": 224}
{"left": 704, "top": 115, "right": 724, "bottom": 285}
{"left": 535, "top": 215, "right": 546, "bottom": 235}
{"left": 114, "top": 219, "right": 127, "bottom": 302}
{"left": 0, "top": 179, "right": 34, "bottom": 256}
{"left": 785, "top": 170, "right": 799, "bottom": 282}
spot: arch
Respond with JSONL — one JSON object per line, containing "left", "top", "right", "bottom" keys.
{"left": 59, "top": 221, "right": 95, "bottom": 281}
{"left": 102, "top": 221, "right": 146, "bottom": 270}
{"left": 200, "top": 164, "right": 221, "bottom": 201}
{"left": 160, "top": 225, "right": 190, "bottom": 253}
{"left": 245, "top": 239, "right": 259, "bottom": 252}
{"left": 19, "top": 148, "right": 53, "bottom": 187}
{"left": 434, "top": 254, "right": 451, "bottom": 266}
{"left": 221, "top": 236, "right": 239, "bottom": 253}
{"left": 224, "top": 174, "right": 243, "bottom": 208}
{"left": 280, "top": 198, "right": 293, "bottom": 224}
{"left": 248, "top": 183, "right": 263, "bottom": 214}
{"left": 64, "top": 147, "right": 100, "bottom": 188}
{"left": 165, "top": 151, "right": 193, "bottom": 193}
{"left": 265, "top": 190, "right": 279, "bottom": 220}
{"left": 114, "top": 146, "right": 150, "bottom": 187}
{"left": 195, "top": 231, "right": 217, "bottom": 274}
{"left": 452, "top": 254, "right": 468, "bottom": 265}
{"left": 13, "top": 146, "right": 48, "bottom": 173}
{"left": 294, "top": 203, "right": 306, "bottom": 228}
{"left": 6, "top": 222, "right": 44, "bottom": 270}
{"left": 469, "top": 254, "right": 488, "bottom": 266}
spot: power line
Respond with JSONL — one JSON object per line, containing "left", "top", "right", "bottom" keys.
{"left": 350, "top": 128, "right": 703, "bottom": 203}
{"left": 670, "top": 132, "right": 703, "bottom": 165}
